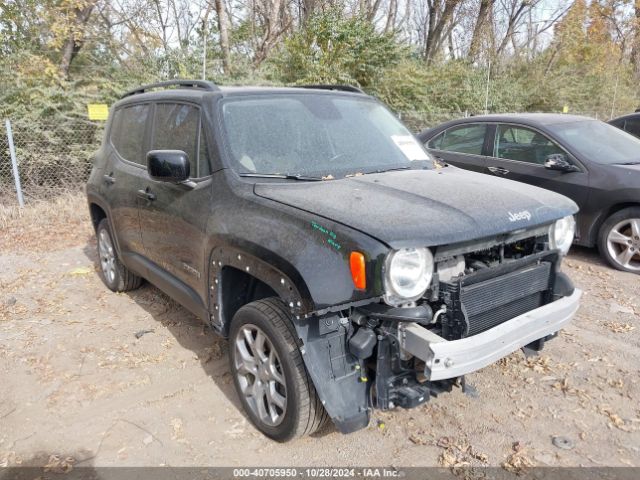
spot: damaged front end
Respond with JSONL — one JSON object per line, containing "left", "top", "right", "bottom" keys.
{"left": 295, "top": 224, "right": 581, "bottom": 434}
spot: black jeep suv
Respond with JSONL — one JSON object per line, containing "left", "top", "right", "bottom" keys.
{"left": 87, "top": 80, "right": 581, "bottom": 441}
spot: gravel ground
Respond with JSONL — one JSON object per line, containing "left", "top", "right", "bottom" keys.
{"left": 1, "top": 207, "right": 639, "bottom": 471}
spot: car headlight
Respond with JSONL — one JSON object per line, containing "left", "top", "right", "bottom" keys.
{"left": 384, "top": 247, "right": 434, "bottom": 305}
{"left": 549, "top": 215, "right": 575, "bottom": 255}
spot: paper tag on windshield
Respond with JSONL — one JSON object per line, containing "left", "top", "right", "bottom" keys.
{"left": 391, "top": 135, "right": 430, "bottom": 161}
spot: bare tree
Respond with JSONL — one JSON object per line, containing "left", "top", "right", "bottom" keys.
{"left": 58, "top": 0, "right": 99, "bottom": 79}
{"left": 633, "top": 0, "right": 640, "bottom": 77}
{"left": 252, "top": 0, "right": 292, "bottom": 65}
{"left": 213, "top": 0, "right": 231, "bottom": 74}
{"left": 468, "top": 0, "right": 496, "bottom": 62}
{"left": 415, "top": 0, "right": 462, "bottom": 63}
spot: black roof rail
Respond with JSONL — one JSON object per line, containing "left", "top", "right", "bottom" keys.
{"left": 120, "top": 80, "right": 220, "bottom": 99}
{"left": 294, "top": 84, "right": 365, "bottom": 94}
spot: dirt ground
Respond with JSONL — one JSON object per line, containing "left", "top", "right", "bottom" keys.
{"left": 1, "top": 197, "right": 639, "bottom": 470}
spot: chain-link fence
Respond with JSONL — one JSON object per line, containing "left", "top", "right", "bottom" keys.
{"left": 1, "top": 120, "right": 104, "bottom": 206}
{"left": 0, "top": 108, "right": 612, "bottom": 207}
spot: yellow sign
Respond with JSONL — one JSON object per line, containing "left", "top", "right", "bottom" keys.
{"left": 562, "top": 105, "right": 569, "bottom": 114}
{"left": 87, "top": 104, "right": 109, "bottom": 121}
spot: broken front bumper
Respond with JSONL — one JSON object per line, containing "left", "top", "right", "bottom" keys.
{"left": 398, "top": 289, "right": 582, "bottom": 381}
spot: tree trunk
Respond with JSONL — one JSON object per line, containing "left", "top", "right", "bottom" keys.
{"left": 214, "top": 0, "right": 231, "bottom": 74}
{"left": 468, "top": 0, "right": 495, "bottom": 62}
{"left": 496, "top": 1, "right": 528, "bottom": 57}
{"left": 253, "top": 0, "right": 289, "bottom": 66}
{"left": 385, "top": 0, "right": 398, "bottom": 33}
{"left": 424, "top": 0, "right": 460, "bottom": 63}
{"left": 632, "top": 0, "right": 640, "bottom": 78}
{"left": 58, "top": 2, "right": 97, "bottom": 79}
{"left": 301, "top": 0, "right": 317, "bottom": 24}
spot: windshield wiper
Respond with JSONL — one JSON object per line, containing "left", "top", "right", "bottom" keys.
{"left": 239, "top": 173, "right": 323, "bottom": 181}
{"left": 613, "top": 161, "right": 640, "bottom": 165}
{"left": 365, "top": 166, "right": 413, "bottom": 174}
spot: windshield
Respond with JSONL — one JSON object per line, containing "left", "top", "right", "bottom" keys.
{"left": 220, "top": 94, "right": 432, "bottom": 177}
{"left": 553, "top": 120, "right": 640, "bottom": 165}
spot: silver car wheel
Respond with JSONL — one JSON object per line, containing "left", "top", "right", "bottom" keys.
{"left": 606, "top": 218, "right": 640, "bottom": 271}
{"left": 234, "top": 324, "right": 287, "bottom": 427}
{"left": 98, "top": 229, "right": 117, "bottom": 284}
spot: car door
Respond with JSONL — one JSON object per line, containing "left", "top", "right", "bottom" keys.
{"left": 104, "top": 103, "right": 151, "bottom": 256}
{"left": 485, "top": 123, "right": 589, "bottom": 209}
{"left": 424, "top": 123, "right": 491, "bottom": 173}
{"left": 138, "top": 102, "right": 214, "bottom": 297}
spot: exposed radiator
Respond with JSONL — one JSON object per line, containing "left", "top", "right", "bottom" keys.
{"left": 440, "top": 261, "right": 552, "bottom": 340}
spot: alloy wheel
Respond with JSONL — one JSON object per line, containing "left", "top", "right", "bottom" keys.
{"left": 606, "top": 218, "right": 640, "bottom": 271}
{"left": 98, "top": 229, "right": 117, "bottom": 284}
{"left": 234, "top": 324, "right": 287, "bottom": 426}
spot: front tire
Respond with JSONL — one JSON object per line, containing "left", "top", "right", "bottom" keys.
{"left": 229, "top": 298, "right": 328, "bottom": 441}
{"left": 96, "top": 218, "right": 143, "bottom": 291}
{"left": 597, "top": 207, "right": 640, "bottom": 273}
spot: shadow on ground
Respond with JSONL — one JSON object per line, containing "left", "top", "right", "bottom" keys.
{"left": 82, "top": 240, "right": 335, "bottom": 439}
{"left": 0, "top": 451, "right": 99, "bottom": 480}
{"left": 569, "top": 245, "right": 608, "bottom": 268}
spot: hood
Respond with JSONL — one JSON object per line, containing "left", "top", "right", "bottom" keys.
{"left": 254, "top": 168, "right": 578, "bottom": 249}
{"left": 611, "top": 163, "right": 640, "bottom": 174}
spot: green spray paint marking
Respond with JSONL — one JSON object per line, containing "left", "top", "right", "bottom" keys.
{"left": 311, "top": 221, "right": 342, "bottom": 251}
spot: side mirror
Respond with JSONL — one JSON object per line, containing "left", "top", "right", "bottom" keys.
{"left": 544, "top": 154, "right": 578, "bottom": 173}
{"left": 147, "top": 150, "right": 190, "bottom": 183}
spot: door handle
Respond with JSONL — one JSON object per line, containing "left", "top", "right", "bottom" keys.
{"left": 137, "top": 189, "right": 156, "bottom": 201}
{"left": 488, "top": 166, "right": 510, "bottom": 175}
{"left": 103, "top": 174, "right": 116, "bottom": 185}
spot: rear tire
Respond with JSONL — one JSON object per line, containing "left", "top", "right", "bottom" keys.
{"left": 597, "top": 207, "right": 640, "bottom": 273}
{"left": 96, "top": 218, "right": 143, "bottom": 291}
{"left": 229, "top": 298, "right": 328, "bottom": 441}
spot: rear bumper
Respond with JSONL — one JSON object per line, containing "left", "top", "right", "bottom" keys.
{"left": 398, "top": 289, "right": 582, "bottom": 381}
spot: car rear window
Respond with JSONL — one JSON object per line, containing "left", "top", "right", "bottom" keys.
{"left": 625, "top": 118, "right": 640, "bottom": 138}
{"left": 111, "top": 104, "right": 150, "bottom": 164}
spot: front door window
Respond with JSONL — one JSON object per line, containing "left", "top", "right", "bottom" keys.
{"left": 494, "top": 125, "right": 565, "bottom": 165}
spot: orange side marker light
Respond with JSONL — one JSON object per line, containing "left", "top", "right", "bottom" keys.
{"left": 350, "top": 251, "right": 366, "bottom": 290}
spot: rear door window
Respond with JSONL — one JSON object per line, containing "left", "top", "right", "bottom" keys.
{"left": 111, "top": 104, "right": 150, "bottom": 164}
{"left": 434, "top": 124, "right": 488, "bottom": 155}
{"left": 152, "top": 103, "right": 208, "bottom": 177}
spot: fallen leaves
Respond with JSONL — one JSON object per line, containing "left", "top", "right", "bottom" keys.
{"left": 598, "top": 405, "right": 639, "bottom": 432}
{"left": 502, "top": 441, "right": 535, "bottom": 474}
{"left": 603, "top": 321, "right": 635, "bottom": 333}
{"left": 435, "top": 436, "right": 489, "bottom": 469}
{"left": 170, "top": 417, "right": 189, "bottom": 444}
{"left": 44, "top": 454, "right": 76, "bottom": 473}
{"left": 524, "top": 355, "right": 553, "bottom": 374}
{"left": 68, "top": 266, "right": 94, "bottom": 276}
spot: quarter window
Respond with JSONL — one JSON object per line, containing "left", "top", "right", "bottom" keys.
{"left": 494, "top": 125, "right": 565, "bottom": 165}
{"left": 430, "top": 124, "right": 487, "bottom": 155}
{"left": 624, "top": 118, "right": 640, "bottom": 139}
{"left": 111, "top": 104, "right": 150, "bottom": 164}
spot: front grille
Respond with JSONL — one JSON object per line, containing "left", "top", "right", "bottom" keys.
{"left": 440, "top": 260, "right": 553, "bottom": 340}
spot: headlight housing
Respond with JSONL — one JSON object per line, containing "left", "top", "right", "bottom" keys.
{"left": 549, "top": 215, "right": 575, "bottom": 255}
{"left": 383, "top": 247, "right": 434, "bottom": 305}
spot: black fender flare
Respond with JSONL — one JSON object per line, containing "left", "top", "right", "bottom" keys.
{"left": 86, "top": 192, "right": 121, "bottom": 254}
{"left": 207, "top": 243, "right": 312, "bottom": 332}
